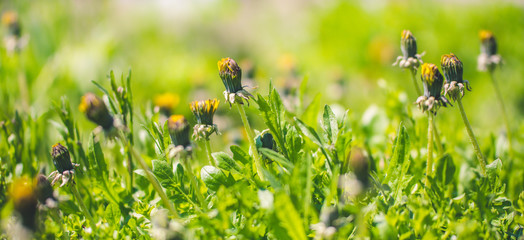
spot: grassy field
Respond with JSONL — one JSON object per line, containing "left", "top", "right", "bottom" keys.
{"left": 1, "top": 0, "right": 523, "bottom": 239}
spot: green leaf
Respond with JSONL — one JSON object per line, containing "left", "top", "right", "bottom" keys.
{"left": 152, "top": 160, "right": 175, "bottom": 189}
{"left": 134, "top": 170, "right": 150, "bottom": 190}
{"left": 105, "top": 203, "right": 120, "bottom": 225}
{"left": 301, "top": 93, "right": 321, "bottom": 127}
{"left": 200, "top": 166, "right": 235, "bottom": 191}
{"left": 294, "top": 117, "right": 323, "bottom": 147}
{"left": 435, "top": 154, "right": 455, "bottom": 185}
{"left": 213, "top": 152, "right": 242, "bottom": 173}
{"left": 272, "top": 191, "right": 307, "bottom": 240}
{"left": 385, "top": 123, "right": 409, "bottom": 183}
{"left": 230, "top": 145, "right": 251, "bottom": 165}
{"left": 322, "top": 105, "right": 339, "bottom": 144}
{"left": 259, "top": 148, "right": 294, "bottom": 172}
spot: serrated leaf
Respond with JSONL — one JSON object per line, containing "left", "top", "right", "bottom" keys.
{"left": 200, "top": 166, "right": 234, "bottom": 191}
{"left": 301, "top": 93, "right": 321, "bottom": 127}
{"left": 105, "top": 203, "right": 120, "bottom": 225}
{"left": 259, "top": 148, "right": 294, "bottom": 172}
{"left": 152, "top": 160, "right": 175, "bottom": 190}
{"left": 322, "top": 105, "right": 339, "bottom": 144}
{"left": 213, "top": 152, "right": 242, "bottom": 173}
{"left": 385, "top": 123, "right": 409, "bottom": 183}
{"left": 435, "top": 154, "right": 455, "bottom": 185}
{"left": 273, "top": 191, "right": 307, "bottom": 240}
{"left": 230, "top": 145, "right": 251, "bottom": 165}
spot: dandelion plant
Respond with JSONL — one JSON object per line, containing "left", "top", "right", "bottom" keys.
{"left": 190, "top": 99, "right": 219, "bottom": 166}
{"left": 442, "top": 53, "right": 487, "bottom": 175}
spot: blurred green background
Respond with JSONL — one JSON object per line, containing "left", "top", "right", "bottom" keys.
{"left": 1, "top": 0, "right": 523, "bottom": 156}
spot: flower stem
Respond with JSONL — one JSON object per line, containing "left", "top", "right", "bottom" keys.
{"left": 117, "top": 131, "right": 178, "bottom": 216}
{"left": 204, "top": 140, "right": 215, "bottom": 166}
{"left": 410, "top": 68, "right": 423, "bottom": 96}
{"left": 182, "top": 156, "right": 207, "bottom": 210}
{"left": 411, "top": 69, "right": 444, "bottom": 156}
{"left": 457, "top": 97, "right": 487, "bottom": 176}
{"left": 489, "top": 71, "right": 513, "bottom": 155}
{"left": 426, "top": 112, "right": 434, "bottom": 186}
{"left": 235, "top": 103, "right": 265, "bottom": 181}
{"left": 70, "top": 183, "right": 95, "bottom": 227}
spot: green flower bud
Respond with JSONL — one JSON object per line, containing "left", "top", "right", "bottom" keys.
{"left": 168, "top": 115, "right": 191, "bottom": 148}
{"left": 79, "top": 93, "right": 114, "bottom": 130}
{"left": 479, "top": 30, "right": 497, "bottom": 56}
{"left": 255, "top": 130, "right": 276, "bottom": 151}
{"left": 218, "top": 57, "right": 243, "bottom": 94}
{"left": 190, "top": 99, "right": 219, "bottom": 140}
{"left": 51, "top": 143, "right": 74, "bottom": 174}
{"left": 421, "top": 63, "right": 444, "bottom": 99}
{"left": 401, "top": 30, "right": 417, "bottom": 59}
{"left": 34, "top": 174, "right": 55, "bottom": 205}
{"left": 10, "top": 177, "right": 37, "bottom": 231}
{"left": 441, "top": 53, "right": 463, "bottom": 84}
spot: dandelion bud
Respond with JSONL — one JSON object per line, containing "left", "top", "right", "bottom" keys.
{"left": 190, "top": 99, "right": 219, "bottom": 140}
{"left": 401, "top": 30, "right": 417, "bottom": 59}
{"left": 154, "top": 93, "right": 179, "bottom": 116}
{"left": 218, "top": 57, "right": 253, "bottom": 105}
{"left": 10, "top": 177, "right": 37, "bottom": 231}
{"left": 421, "top": 63, "right": 444, "bottom": 98}
{"left": 479, "top": 30, "right": 497, "bottom": 56}
{"left": 417, "top": 63, "right": 450, "bottom": 113}
{"left": 1, "top": 11, "right": 21, "bottom": 38}
{"left": 34, "top": 174, "right": 55, "bottom": 205}
{"left": 255, "top": 130, "right": 276, "bottom": 151}
{"left": 79, "top": 93, "right": 114, "bottom": 130}
{"left": 441, "top": 53, "right": 463, "bottom": 84}
{"left": 168, "top": 115, "right": 191, "bottom": 148}
{"left": 51, "top": 143, "right": 74, "bottom": 174}
{"left": 349, "top": 148, "right": 370, "bottom": 189}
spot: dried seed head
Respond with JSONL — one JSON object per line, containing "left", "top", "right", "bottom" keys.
{"left": 441, "top": 53, "right": 463, "bottom": 84}
{"left": 10, "top": 177, "right": 37, "bottom": 231}
{"left": 218, "top": 57, "right": 243, "bottom": 94}
{"left": 79, "top": 93, "right": 114, "bottom": 130}
{"left": 479, "top": 30, "right": 497, "bottom": 56}
{"left": 401, "top": 30, "right": 417, "bottom": 59}
{"left": 168, "top": 115, "right": 191, "bottom": 148}
{"left": 34, "top": 174, "right": 55, "bottom": 205}
{"left": 255, "top": 129, "right": 276, "bottom": 151}
{"left": 51, "top": 143, "right": 74, "bottom": 174}
{"left": 154, "top": 93, "right": 179, "bottom": 116}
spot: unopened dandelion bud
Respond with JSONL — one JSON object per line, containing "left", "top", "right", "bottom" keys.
{"left": 154, "top": 93, "right": 179, "bottom": 116}
{"left": 190, "top": 99, "right": 219, "bottom": 140}
{"left": 34, "top": 174, "right": 55, "bottom": 205}
{"left": 10, "top": 177, "right": 37, "bottom": 231}
{"left": 51, "top": 143, "right": 74, "bottom": 174}
{"left": 218, "top": 57, "right": 253, "bottom": 105}
{"left": 401, "top": 30, "right": 417, "bottom": 59}
{"left": 349, "top": 148, "right": 370, "bottom": 189}
{"left": 479, "top": 30, "right": 497, "bottom": 56}
{"left": 168, "top": 115, "right": 191, "bottom": 148}
{"left": 255, "top": 130, "right": 276, "bottom": 151}
{"left": 1, "top": 11, "right": 21, "bottom": 38}
{"left": 417, "top": 63, "right": 450, "bottom": 113}
{"left": 79, "top": 93, "right": 114, "bottom": 130}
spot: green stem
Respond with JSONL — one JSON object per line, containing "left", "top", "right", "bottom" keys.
{"left": 410, "top": 68, "right": 423, "bottom": 96}
{"left": 457, "top": 98, "right": 487, "bottom": 176}
{"left": 182, "top": 156, "right": 207, "bottom": 210}
{"left": 489, "top": 71, "right": 513, "bottom": 155}
{"left": 204, "top": 140, "right": 215, "bottom": 166}
{"left": 51, "top": 208, "right": 68, "bottom": 240}
{"left": 411, "top": 69, "right": 444, "bottom": 156}
{"left": 432, "top": 118, "right": 444, "bottom": 157}
{"left": 235, "top": 103, "right": 265, "bottom": 181}
{"left": 118, "top": 132, "right": 178, "bottom": 216}
{"left": 70, "top": 183, "right": 95, "bottom": 227}
{"left": 426, "top": 112, "right": 434, "bottom": 186}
